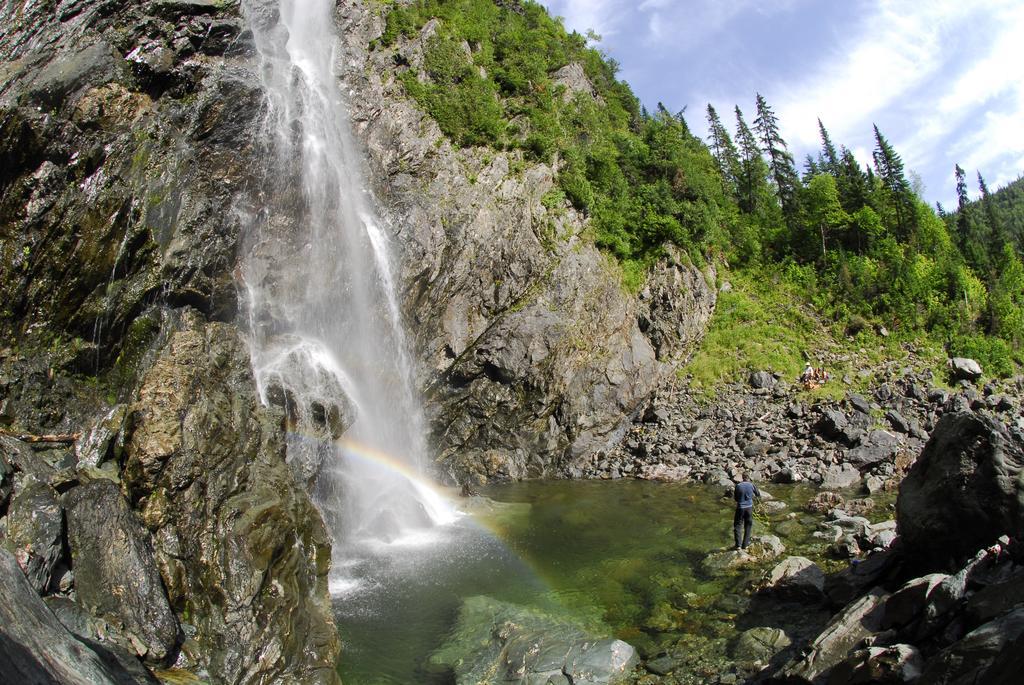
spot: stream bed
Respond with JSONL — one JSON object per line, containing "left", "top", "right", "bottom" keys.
{"left": 333, "top": 480, "right": 887, "bottom": 684}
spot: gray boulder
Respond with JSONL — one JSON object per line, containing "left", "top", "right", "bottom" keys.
{"left": 880, "top": 573, "right": 948, "bottom": 630}
{"left": 6, "top": 477, "right": 66, "bottom": 594}
{"left": 74, "top": 405, "right": 127, "bottom": 469}
{"left": 779, "top": 587, "right": 889, "bottom": 684}
{"left": 948, "top": 357, "right": 983, "bottom": 381}
{"left": 750, "top": 371, "right": 777, "bottom": 389}
{"left": 0, "top": 547, "right": 147, "bottom": 684}
{"left": 897, "top": 412, "right": 1024, "bottom": 569}
{"left": 918, "top": 607, "right": 1024, "bottom": 684}
{"left": 762, "top": 556, "right": 825, "bottom": 602}
{"left": 820, "top": 464, "right": 861, "bottom": 490}
{"left": 826, "top": 644, "right": 923, "bottom": 684}
{"left": 64, "top": 479, "right": 180, "bottom": 665}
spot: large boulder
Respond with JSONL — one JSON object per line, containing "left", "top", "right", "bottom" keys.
{"left": 778, "top": 587, "right": 889, "bottom": 684}
{"left": 64, "top": 479, "right": 180, "bottom": 665}
{"left": 826, "top": 644, "right": 923, "bottom": 684}
{"left": 897, "top": 412, "right": 1024, "bottom": 570}
{"left": 948, "top": 357, "right": 983, "bottom": 381}
{"left": 762, "top": 556, "right": 826, "bottom": 602}
{"left": 918, "top": 607, "right": 1024, "bottom": 683}
{"left": 121, "top": 311, "right": 339, "bottom": 684}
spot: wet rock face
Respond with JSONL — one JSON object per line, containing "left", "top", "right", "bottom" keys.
{"left": 122, "top": 310, "right": 339, "bottom": 684}
{"left": 897, "top": 412, "right": 1024, "bottom": 570}
{"left": 0, "top": 0, "right": 258, "bottom": 430}
{"left": 332, "top": 4, "right": 717, "bottom": 483}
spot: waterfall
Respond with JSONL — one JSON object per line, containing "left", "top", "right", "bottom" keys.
{"left": 239, "top": 0, "right": 457, "bottom": 591}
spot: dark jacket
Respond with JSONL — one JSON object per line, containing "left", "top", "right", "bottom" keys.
{"left": 734, "top": 481, "right": 760, "bottom": 509}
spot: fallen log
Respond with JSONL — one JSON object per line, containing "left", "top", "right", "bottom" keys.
{"left": 0, "top": 430, "right": 80, "bottom": 443}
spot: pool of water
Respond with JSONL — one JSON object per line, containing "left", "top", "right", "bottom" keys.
{"left": 333, "top": 480, "right": 862, "bottom": 683}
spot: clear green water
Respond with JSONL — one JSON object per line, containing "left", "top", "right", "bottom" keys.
{"left": 334, "top": 480, "right": 856, "bottom": 684}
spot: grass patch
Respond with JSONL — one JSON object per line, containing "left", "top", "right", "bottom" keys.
{"left": 683, "top": 269, "right": 824, "bottom": 393}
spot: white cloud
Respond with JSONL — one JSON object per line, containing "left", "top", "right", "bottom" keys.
{"left": 762, "top": 0, "right": 1024, "bottom": 203}
{"left": 544, "top": 0, "right": 1024, "bottom": 204}
{"left": 544, "top": 0, "right": 624, "bottom": 39}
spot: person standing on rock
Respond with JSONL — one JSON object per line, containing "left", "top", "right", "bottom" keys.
{"left": 733, "top": 473, "right": 761, "bottom": 550}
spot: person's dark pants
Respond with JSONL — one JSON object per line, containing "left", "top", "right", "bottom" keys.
{"left": 734, "top": 506, "right": 754, "bottom": 549}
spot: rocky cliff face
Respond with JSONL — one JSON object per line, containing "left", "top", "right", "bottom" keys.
{"left": 0, "top": 0, "right": 339, "bottom": 681}
{"left": 331, "top": 1, "right": 716, "bottom": 484}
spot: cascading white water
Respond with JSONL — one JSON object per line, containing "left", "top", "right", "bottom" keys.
{"left": 239, "top": 0, "right": 458, "bottom": 590}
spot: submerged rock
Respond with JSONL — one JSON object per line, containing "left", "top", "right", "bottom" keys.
{"left": 429, "top": 596, "right": 637, "bottom": 685}
{"left": 731, "top": 626, "right": 792, "bottom": 666}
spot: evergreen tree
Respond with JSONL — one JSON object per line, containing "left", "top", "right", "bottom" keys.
{"left": 734, "top": 106, "right": 771, "bottom": 215}
{"left": 818, "top": 118, "right": 840, "bottom": 175}
{"left": 954, "top": 164, "right": 989, "bottom": 275}
{"left": 978, "top": 171, "right": 1006, "bottom": 257}
{"left": 954, "top": 163, "right": 970, "bottom": 253}
{"left": 753, "top": 93, "right": 801, "bottom": 224}
{"left": 803, "top": 154, "right": 820, "bottom": 181}
{"left": 871, "top": 125, "right": 915, "bottom": 240}
{"left": 706, "top": 104, "right": 741, "bottom": 197}
{"left": 836, "top": 147, "right": 869, "bottom": 214}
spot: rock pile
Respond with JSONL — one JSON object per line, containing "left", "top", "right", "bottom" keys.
{"left": 757, "top": 410, "right": 1024, "bottom": 684}
{"left": 592, "top": 360, "right": 1023, "bottom": 494}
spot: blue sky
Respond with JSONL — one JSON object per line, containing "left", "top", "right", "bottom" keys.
{"left": 542, "top": 0, "right": 1024, "bottom": 209}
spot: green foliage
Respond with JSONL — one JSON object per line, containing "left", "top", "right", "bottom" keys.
{"left": 379, "top": 1, "right": 1024, "bottom": 375}
{"left": 949, "top": 334, "right": 1015, "bottom": 378}
{"left": 378, "top": 0, "right": 734, "bottom": 268}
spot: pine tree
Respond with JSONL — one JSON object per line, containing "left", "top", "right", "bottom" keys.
{"left": 954, "top": 163, "right": 970, "bottom": 253}
{"left": 706, "top": 104, "right": 741, "bottom": 196}
{"left": 836, "top": 147, "right": 868, "bottom": 214}
{"left": 754, "top": 93, "right": 801, "bottom": 224}
{"left": 978, "top": 171, "right": 1006, "bottom": 257}
{"left": 734, "top": 105, "right": 770, "bottom": 215}
{"left": 818, "top": 119, "right": 840, "bottom": 175}
{"left": 803, "top": 154, "right": 820, "bottom": 181}
{"left": 954, "top": 163, "right": 989, "bottom": 275}
{"left": 871, "top": 125, "right": 915, "bottom": 239}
